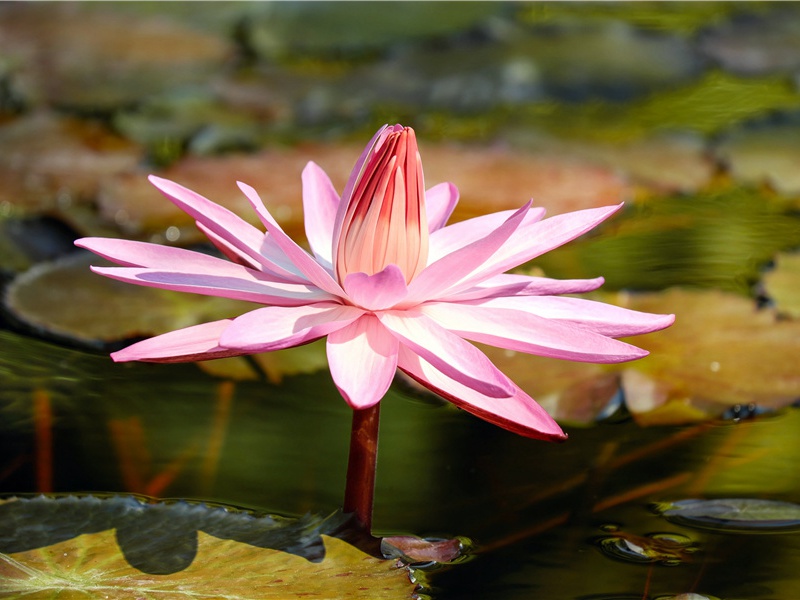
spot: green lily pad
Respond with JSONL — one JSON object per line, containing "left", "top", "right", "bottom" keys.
{"left": 656, "top": 498, "right": 800, "bottom": 533}
{"left": 0, "top": 495, "right": 417, "bottom": 599}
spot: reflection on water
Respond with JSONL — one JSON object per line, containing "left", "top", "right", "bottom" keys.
{"left": 1, "top": 331, "right": 799, "bottom": 598}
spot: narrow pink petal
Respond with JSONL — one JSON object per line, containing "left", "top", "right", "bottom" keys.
{"left": 195, "top": 221, "right": 307, "bottom": 283}
{"left": 111, "top": 320, "right": 242, "bottom": 363}
{"left": 424, "top": 182, "right": 459, "bottom": 232}
{"left": 472, "top": 295, "right": 676, "bottom": 337}
{"left": 238, "top": 181, "right": 345, "bottom": 298}
{"left": 302, "top": 162, "right": 341, "bottom": 267}
{"left": 397, "top": 346, "right": 566, "bottom": 442}
{"left": 77, "top": 237, "right": 230, "bottom": 270}
{"left": 454, "top": 204, "right": 623, "bottom": 292}
{"left": 377, "top": 310, "right": 515, "bottom": 398}
{"left": 343, "top": 264, "right": 409, "bottom": 311}
{"left": 327, "top": 314, "right": 399, "bottom": 409}
{"left": 446, "top": 274, "right": 606, "bottom": 302}
{"left": 194, "top": 222, "right": 263, "bottom": 270}
{"left": 91, "top": 266, "right": 331, "bottom": 306}
{"left": 421, "top": 302, "right": 649, "bottom": 363}
{"left": 427, "top": 206, "right": 546, "bottom": 263}
{"left": 219, "top": 302, "right": 363, "bottom": 353}
{"left": 148, "top": 176, "right": 289, "bottom": 276}
{"left": 405, "top": 201, "right": 532, "bottom": 305}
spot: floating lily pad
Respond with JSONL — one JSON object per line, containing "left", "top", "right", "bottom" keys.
{"left": 4, "top": 252, "right": 253, "bottom": 345}
{"left": 699, "top": 7, "right": 800, "bottom": 76}
{"left": 0, "top": 112, "right": 141, "bottom": 215}
{"left": 0, "top": 495, "right": 417, "bottom": 599}
{"left": 761, "top": 251, "right": 800, "bottom": 319}
{"left": 656, "top": 498, "right": 800, "bottom": 533}
{"left": 715, "top": 118, "right": 800, "bottom": 198}
{"left": 0, "top": 3, "right": 232, "bottom": 109}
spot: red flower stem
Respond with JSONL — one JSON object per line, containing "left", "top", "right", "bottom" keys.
{"left": 342, "top": 403, "right": 381, "bottom": 532}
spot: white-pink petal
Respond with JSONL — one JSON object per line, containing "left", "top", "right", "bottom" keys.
{"left": 237, "top": 181, "right": 345, "bottom": 298}
{"left": 111, "top": 320, "right": 240, "bottom": 363}
{"left": 427, "top": 206, "right": 546, "bottom": 263}
{"left": 424, "top": 182, "right": 459, "bottom": 232}
{"left": 454, "top": 204, "right": 623, "bottom": 291}
{"left": 421, "top": 301, "right": 650, "bottom": 363}
{"left": 302, "top": 162, "right": 340, "bottom": 267}
{"left": 377, "top": 310, "right": 515, "bottom": 398}
{"left": 327, "top": 315, "right": 399, "bottom": 409}
{"left": 91, "top": 265, "right": 329, "bottom": 306}
{"left": 471, "top": 295, "right": 676, "bottom": 337}
{"left": 148, "top": 176, "right": 288, "bottom": 276}
{"left": 445, "top": 274, "right": 606, "bottom": 302}
{"left": 219, "top": 302, "right": 363, "bottom": 353}
{"left": 405, "top": 201, "right": 532, "bottom": 305}
{"left": 397, "top": 346, "right": 566, "bottom": 442}
{"left": 343, "top": 265, "right": 409, "bottom": 311}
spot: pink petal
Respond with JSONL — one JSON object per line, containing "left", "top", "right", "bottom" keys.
{"left": 377, "top": 310, "right": 515, "bottom": 398}
{"left": 455, "top": 204, "right": 623, "bottom": 291}
{"left": 406, "top": 201, "right": 532, "bottom": 305}
{"left": 148, "top": 176, "right": 290, "bottom": 277}
{"left": 111, "top": 320, "right": 242, "bottom": 363}
{"left": 472, "top": 295, "right": 676, "bottom": 337}
{"left": 302, "top": 162, "right": 340, "bottom": 267}
{"left": 397, "top": 345, "right": 566, "bottom": 442}
{"left": 427, "top": 206, "right": 546, "bottom": 263}
{"left": 425, "top": 182, "right": 459, "bottom": 232}
{"left": 421, "top": 301, "right": 649, "bottom": 363}
{"left": 91, "top": 266, "right": 330, "bottom": 306}
{"left": 219, "top": 302, "right": 363, "bottom": 353}
{"left": 77, "top": 237, "right": 297, "bottom": 283}
{"left": 446, "top": 274, "right": 606, "bottom": 302}
{"left": 327, "top": 314, "right": 399, "bottom": 409}
{"left": 238, "top": 181, "right": 345, "bottom": 298}
{"left": 195, "top": 221, "right": 307, "bottom": 283}
{"left": 343, "top": 264, "right": 409, "bottom": 311}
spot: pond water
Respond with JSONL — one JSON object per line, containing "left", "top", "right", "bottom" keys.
{"left": 1, "top": 2, "right": 800, "bottom": 598}
{"left": 1, "top": 329, "right": 799, "bottom": 598}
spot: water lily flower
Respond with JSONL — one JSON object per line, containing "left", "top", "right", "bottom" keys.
{"left": 76, "top": 125, "right": 674, "bottom": 443}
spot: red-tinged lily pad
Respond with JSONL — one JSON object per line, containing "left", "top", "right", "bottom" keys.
{"left": 0, "top": 495, "right": 418, "bottom": 599}
{"left": 0, "top": 112, "right": 141, "bottom": 215}
{"left": 761, "top": 251, "right": 800, "bottom": 319}
{"left": 0, "top": 3, "right": 232, "bottom": 110}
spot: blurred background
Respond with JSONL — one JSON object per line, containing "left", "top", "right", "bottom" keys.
{"left": 1, "top": 3, "right": 799, "bottom": 599}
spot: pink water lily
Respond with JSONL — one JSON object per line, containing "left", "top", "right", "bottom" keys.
{"left": 76, "top": 124, "right": 673, "bottom": 443}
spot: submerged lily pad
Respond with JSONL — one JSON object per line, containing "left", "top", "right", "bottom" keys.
{"left": 656, "top": 498, "right": 800, "bottom": 533}
{"left": 0, "top": 495, "right": 417, "bottom": 598}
